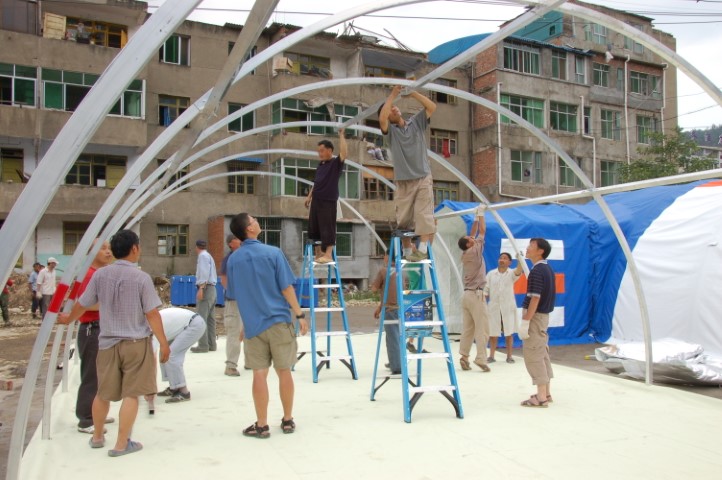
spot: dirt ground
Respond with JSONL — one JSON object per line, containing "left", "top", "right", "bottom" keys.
{"left": 0, "top": 280, "right": 720, "bottom": 477}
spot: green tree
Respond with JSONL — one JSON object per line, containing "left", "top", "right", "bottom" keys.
{"left": 619, "top": 126, "right": 717, "bottom": 182}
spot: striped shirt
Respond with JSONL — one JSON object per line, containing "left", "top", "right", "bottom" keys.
{"left": 79, "top": 260, "right": 161, "bottom": 349}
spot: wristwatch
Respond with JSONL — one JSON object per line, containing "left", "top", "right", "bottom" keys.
{"left": 295, "top": 312, "right": 305, "bottom": 320}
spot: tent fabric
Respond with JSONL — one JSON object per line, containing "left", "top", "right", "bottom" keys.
{"left": 435, "top": 180, "right": 722, "bottom": 353}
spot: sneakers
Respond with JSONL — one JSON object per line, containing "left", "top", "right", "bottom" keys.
{"left": 487, "top": 356, "right": 496, "bottom": 363}
{"left": 225, "top": 367, "right": 241, "bottom": 377}
{"left": 165, "top": 390, "right": 191, "bottom": 403}
{"left": 190, "top": 347, "right": 209, "bottom": 353}
{"left": 78, "top": 425, "right": 107, "bottom": 434}
{"left": 157, "top": 387, "right": 175, "bottom": 397}
{"left": 404, "top": 250, "right": 428, "bottom": 262}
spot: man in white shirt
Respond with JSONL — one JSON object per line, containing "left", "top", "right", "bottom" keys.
{"left": 36, "top": 257, "right": 59, "bottom": 318}
{"left": 191, "top": 239, "right": 218, "bottom": 353}
{"left": 485, "top": 252, "right": 524, "bottom": 363}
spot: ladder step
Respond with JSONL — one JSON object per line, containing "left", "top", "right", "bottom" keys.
{"left": 408, "top": 385, "right": 457, "bottom": 394}
{"left": 406, "top": 352, "right": 449, "bottom": 361}
{"left": 400, "top": 259, "right": 432, "bottom": 265}
{"left": 314, "top": 284, "right": 340, "bottom": 289}
{"left": 312, "top": 261, "right": 336, "bottom": 266}
{"left": 315, "top": 331, "right": 349, "bottom": 338}
{"left": 404, "top": 321, "right": 443, "bottom": 328}
{"left": 317, "top": 355, "right": 352, "bottom": 363}
{"left": 404, "top": 289, "right": 436, "bottom": 295}
{"left": 301, "top": 307, "right": 344, "bottom": 313}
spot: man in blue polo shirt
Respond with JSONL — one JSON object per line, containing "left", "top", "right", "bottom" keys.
{"left": 519, "top": 238, "right": 556, "bottom": 408}
{"left": 226, "top": 213, "right": 309, "bottom": 439}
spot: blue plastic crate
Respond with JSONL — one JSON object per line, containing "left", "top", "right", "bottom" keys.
{"left": 293, "top": 277, "right": 319, "bottom": 308}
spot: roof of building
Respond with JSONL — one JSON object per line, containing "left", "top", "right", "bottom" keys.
{"left": 428, "top": 33, "right": 592, "bottom": 65}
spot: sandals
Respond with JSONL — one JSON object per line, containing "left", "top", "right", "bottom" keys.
{"left": 281, "top": 417, "right": 296, "bottom": 434}
{"left": 520, "top": 394, "right": 549, "bottom": 408}
{"left": 88, "top": 436, "right": 105, "bottom": 449}
{"left": 108, "top": 439, "right": 143, "bottom": 457}
{"left": 243, "top": 422, "right": 271, "bottom": 439}
{"left": 459, "top": 357, "right": 471, "bottom": 371}
{"left": 529, "top": 393, "right": 553, "bottom": 403}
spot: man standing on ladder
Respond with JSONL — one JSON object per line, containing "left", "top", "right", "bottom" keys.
{"left": 519, "top": 238, "right": 556, "bottom": 408}
{"left": 378, "top": 85, "right": 437, "bottom": 262}
{"left": 304, "top": 128, "right": 347, "bottom": 264}
{"left": 191, "top": 239, "right": 218, "bottom": 353}
{"left": 457, "top": 205, "right": 491, "bottom": 373}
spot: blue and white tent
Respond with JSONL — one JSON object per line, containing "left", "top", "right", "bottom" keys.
{"left": 434, "top": 180, "right": 722, "bottom": 355}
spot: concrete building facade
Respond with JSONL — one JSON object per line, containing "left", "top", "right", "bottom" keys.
{"left": 0, "top": 0, "right": 472, "bottom": 287}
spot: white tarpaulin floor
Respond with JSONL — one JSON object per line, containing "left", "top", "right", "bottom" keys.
{"left": 20, "top": 333, "right": 722, "bottom": 479}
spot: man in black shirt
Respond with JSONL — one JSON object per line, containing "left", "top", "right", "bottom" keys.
{"left": 519, "top": 238, "right": 556, "bottom": 408}
{"left": 304, "top": 129, "right": 347, "bottom": 264}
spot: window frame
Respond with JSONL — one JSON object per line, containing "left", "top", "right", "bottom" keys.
{"left": 270, "top": 157, "right": 360, "bottom": 200}
{"left": 228, "top": 103, "right": 255, "bottom": 133}
{"left": 500, "top": 94, "right": 544, "bottom": 128}
{"left": 0, "top": 148, "right": 24, "bottom": 183}
{"left": 285, "top": 52, "right": 330, "bottom": 77}
{"left": 65, "top": 153, "right": 127, "bottom": 188}
{"left": 157, "top": 224, "right": 189, "bottom": 256}
{"left": 559, "top": 156, "right": 583, "bottom": 187}
{"left": 0, "top": 63, "right": 36, "bottom": 107}
{"left": 430, "top": 129, "right": 458, "bottom": 156}
{"left": 601, "top": 160, "right": 620, "bottom": 187}
{"left": 257, "top": 217, "right": 281, "bottom": 247}
{"left": 227, "top": 160, "right": 258, "bottom": 194}
{"left": 601, "top": 109, "right": 622, "bottom": 140}
{"left": 637, "top": 115, "right": 657, "bottom": 144}
{"left": 511, "top": 150, "right": 543, "bottom": 184}
{"left": 159, "top": 34, "right": 190, "bottom": 66}
{"left": 430, "top": 78, "right": 458, "bottom": 105}
{"left": 549, "top": 101, "right": 578, "bottom": 133}
{"left": 63, "top": 222, "right": 90, "bottom": 255}
{"left": 574, "top": 56, "right": 586, "bottom": 84}
{"left": 551, "top": 51, "right": 567, "bottom": 80}
{"left": 158, "top": 94, "right": 190, "bottom": 127}
{"left": 503, "top": 44, "right": 540, "bottom": 75}
{"left": 593, "top": 62, "right": 610, "bottom": 87}
{"left": 432, "top": 181, "right": 459, "bottom": 205}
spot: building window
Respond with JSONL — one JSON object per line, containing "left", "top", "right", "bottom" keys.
{"left": 433, "top": 181, "right": 459, "bottom": 205}
{"left": 63, "top": 222, "right": 90, "bottom": 255}
{"left": 583, "top": 107, "right": 591, "bottom": 135}
{"left": 585, "top": 23, "right": 607, "bottom": 45}
{"left": 601, "top": 110, "right": 622, "bottom": 140}
{"left": 364, "top": 65, "right": 405, "bottom": 78}
{"left": 0, "top": 63, "right": 36, "bottom": 107}
{"left": 159, "top": 34, "right": 190, "bottom": 66}
{"left": 271, "top": 157, "right": 359, "bottom": 199}
{"left": 559, "top": 157, "right": 583, "bottom": 187}
{"left": 65, "top": 154, "right": 126, "bottom": 188}
{"left": 511, "top": 150, "right": 542, "bottom": 184}
{"left": 574, "top": 56, "right": 586, "bottom": 84}
{"left": 109, "top": 79, "right": 143, "bottom": 118}
{"left": 616, "top": 68, "right": 624, "bottom": 91}
{"left": 551, "top": 51, "right": 567, "bottom": 80}
{"left": 593, "top": 63, "right": 610, "bottom": 87}
{"left": 363, "top": 177, "right": 394, "bottom": 200}
{"left": 333, "top": 104, "right": 360, "bottom": 127}
{"left": 285, "top": 52, "right": 330, "bottom": 77}
{"left": 271, "top": 98, "right": 329, "bottom": 135}
{"left": 156, "top": 159, "right": 189, "bottom": 189}
{"left": 257, "top": 217, "right": 281, "bottom": 247}
{"left": 430, "top": 78, "right": 457, "bottom": 104}
{"left": 601, "top": 160, "right": 620, "bottom": 187}
{"left": 228, "top": 43, "right": 257, "bottom": 74}
{"left": 630, "top": 71, "right": 661, "bottom": 97}
{"left": 550, "top": 102, "right": 577, "bottom": 133}
{"left": 637, "top": 116, "right": 657, "bottom": 144}
{"left": 430, "top": 129, "right": 457, "bottom": 156}
{"left": 66, "top": 17, "right": 127, "bottom": 48}
{"left": 624, "top": 34, "right": 644, "bottom": 54}
{"left": 503, "top": 44, "right": 540, "bottom": 75}
{"left": 0, "top": 148, "right": 24, "bottom": 183}
{"left": 157, "top": 224, "right": 189, "bottom": 256}
{"left": 158, "top": 94, "right": 189, "bottom": 126}
{"left": 302, "top": 222, "right": 353, "bottom": 257}
{"left": 228, "top": 103, "right": 255, "bottom": 133}
{"left": 42, "top": 68, "right": 141, "bottom": 116}
{"left": 227, "top": 160, "right": 258, "bottom": 194}
{"left": 364, "top": 119, "right": 384, "bottom": 147}
{"left": 373, "top": 228, "right": 392, "bottom": 257}
{"left": 500, "top": 94, "right": 544, "bottom": 128}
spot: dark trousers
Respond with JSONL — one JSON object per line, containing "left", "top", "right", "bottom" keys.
{"left": 76, "top": 322, "right": 100, "bottom": 428}
{"left": 308, "top": 198, "right": 337, "bottom": 250}
{"left": 31, "top": 292, "right": 39, "bottom": 316}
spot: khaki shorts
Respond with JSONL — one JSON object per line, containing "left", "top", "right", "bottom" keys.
{"left": 395, "top": 174, "right": 436, "bottom": 236}
{"left": 244, "top": 322, "right": 298, "bottom": 370}
{"left": 96, "top": 337, "right": 157, "bottom": 402}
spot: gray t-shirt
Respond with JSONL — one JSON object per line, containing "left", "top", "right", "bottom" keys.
{"left": 386, "top": 110, "right": 430, "bottom": 181}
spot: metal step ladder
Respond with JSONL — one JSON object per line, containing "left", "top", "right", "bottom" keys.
{"left": 370, "top": 232, "right": 463, "bottom": 423}
{"left": 296, "top": 241, "right": 358, "bottom": 383}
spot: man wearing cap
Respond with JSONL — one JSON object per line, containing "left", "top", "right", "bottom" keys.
{"left": 36, "top": 257, "right": 59, "bottom": 318}
{"left": 219, "top": 234, "right": 244, "bottom": 375}
{"left": 191, "top": 239, "right": 218, "bottom": 353}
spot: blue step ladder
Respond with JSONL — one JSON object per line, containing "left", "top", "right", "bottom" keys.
{"left": 370, "top": 232, "right": 463, "bottom": 423}
{"left": 296, "top": 241, "right": 358, "bottom": 383}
